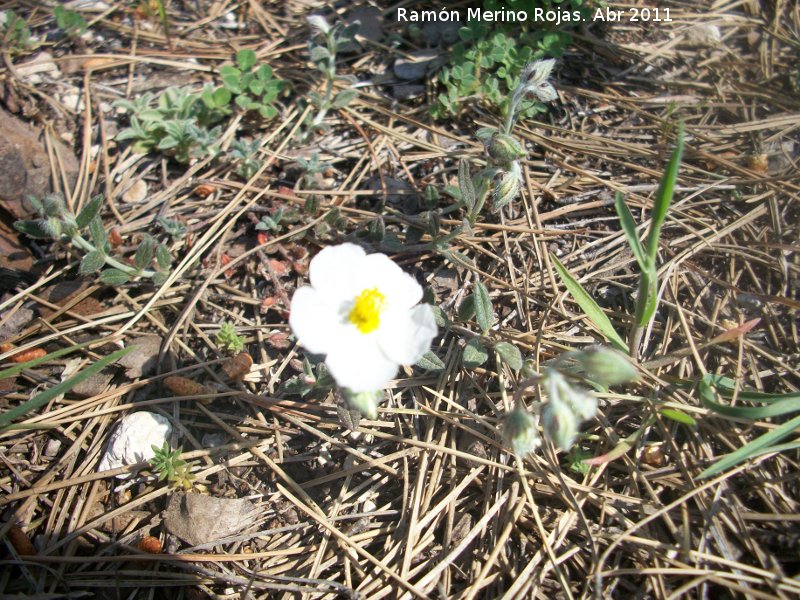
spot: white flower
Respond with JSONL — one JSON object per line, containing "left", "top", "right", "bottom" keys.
{"left": 289, "top": 243, "right": 437, "bottom": 392}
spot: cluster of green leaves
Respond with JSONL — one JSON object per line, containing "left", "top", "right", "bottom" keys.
{"left": 229, "top": 138, "right": 262, "bottom": 180}
{"left": 1, "top": 10, "right": 32, "bottom": 55}
{"left": 256, "top": 206, "right": 300, "bottom": 234}
{"left": 282, "top": 357, "right": 335, "bottom": 398}
{"left": 212, "top": 49, "right": 287, "bottom": 120}
{"left": 0, "top": 343, "right": 132, "bottom": 433}
{"left": 53, "top": 5, "right": 87, "bottom": 38}
{"left": 215, "top": 322, "right": 245, "bottom": 355}
{"left": 431, "top": 21, "right": 568, "bottom": 120}
{"left": 115, "top": 87, "right": 224, "bottom": 164}
{"left": 150, "top": 441, "right": 196, "bottom": 491}
{"left": 14, "top": 193, "right": 173, "bottom": 286}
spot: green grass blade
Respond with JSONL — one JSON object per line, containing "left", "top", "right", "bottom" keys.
{"left": 614, "top": 192, "right": 647, "bottom": 271}
{"left": 0, "top": 341, "right": 94, "bottom": 380}
{"left": 698, "top": 413, "right": 800, "bottom": 479}
{"left": 551, "top": 254, "right": 627, "bottom": 352}
{"left": 0, "top": 347, "right": 132, "bottom": 431}
{"left": 646, "top": 122, "right": 684, "bottom": 260}
{"left": 699, "top": 379, "right": 800, "bottom": 419}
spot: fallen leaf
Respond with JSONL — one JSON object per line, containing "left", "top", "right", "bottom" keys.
{"left": 164, "top": 492, "right": 259, "bottom": 546}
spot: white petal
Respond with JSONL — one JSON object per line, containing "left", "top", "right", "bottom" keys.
{"left": 377, "top": 304, "right": 437, "bottom": 365}
{"left": 359, "top": 253, "right": 422, "bottom": 310}
{"left": 289, "top": 286, "right": 346, "bottom": 355}
{"left": 309, "top": 243, "right": 366, "bottom": 304}
{"left": 325, "top": 330, "right": 399, "bottom": 392}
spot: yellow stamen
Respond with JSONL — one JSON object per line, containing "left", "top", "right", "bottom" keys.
{"left": 348, "top": 288, "right": 385, "bottom": 333}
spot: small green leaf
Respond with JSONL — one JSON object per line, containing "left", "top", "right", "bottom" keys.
{"left": 99, "top": 268, "right": 130, "bottom": 286}
{"left": 236, "top": 49, "right": 257, "bottom": 71}
{"left": 14, "top": 219, "right": 55, "bottom": 240}
{"left": 646, "top": 122, "right": 684, "bottom": 261}
{"left": 495, "top": 342, "right": 523, "bottom": 371}
{"left": 614, "top": 192, "right": 647, "bottom": 271}
{"left": 457, "top": 294, "right": 476, "bottom": 322}
{"left": 463, "top": 338, "right": 489, "bottom": 369}
{"left": 660, "top": 408, "right": 697, "bottom": 427}
{"left": 156, "top": 244, "right": 171, "bottom": 270}
{"left": 258, "top": 104, "right": 278, "bottom": 119}
{"left": 88, "top": 216, "right": 107, "bottom": 250}
{"left": 416, "top": 350, "right": 445, "bottom": 371}
{"left": 550, "top": 254, "right": 627, "bottom": 352}
{"left": 213, "top": 87, "right": 231, "bottom": 106}
{"left": 80, "top": 250, "right": 105, "bottom": 275}
{"left": 431, "top": 306, "right": 449, "bottom": 329}
{"left": 473, "top": 280, "right": 493, "bottom": 333}
{"left": 331, "top": 89, "right": 357, "bottom": 109}
{"left": 458, "top": 159, "right": 476, "bottom": 212}
{"left": 134, "top": 236, "right": 155, "bottom": 270}
{"left": 75, "top": 195, "right": 104, "bottom": 230}
{"left": 152, "top": 271, "right": 169, "bottom": 287}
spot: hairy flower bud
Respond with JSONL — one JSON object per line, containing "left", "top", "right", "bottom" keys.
{"left": 542, "top": 396, "right": 578, "bottom": 451}
{"left": 542, "top": 367, "right": 598, "bottom": 450}
{"left": 493, "top": 161, "right": 522, "bottom": 212}
{"left": 576, "top": 346, "right": 639, "bottom": 387}
{"left": 486, "top": 132, "right": 526, "bottom": 164}
{"left": 306, "top": 15, "right": 331, "bottom": 34}
{"left": 503, "top": 405, "right": 541, "bottom": 455}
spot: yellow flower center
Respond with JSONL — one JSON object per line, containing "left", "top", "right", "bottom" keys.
{"left": 348, "top": 288, "right": 385, "bottom": 334}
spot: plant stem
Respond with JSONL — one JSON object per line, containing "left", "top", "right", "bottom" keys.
{"left": 71, "top": 234, "right": 157, "bottom": 278}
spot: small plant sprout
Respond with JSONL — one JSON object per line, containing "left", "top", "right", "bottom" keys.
{"left": 306, "top": 15, "right": 360, "bottom": 131}
{"left": 14, "top": 194, "right": 172, "bottom": 286}
{"left": 215, "top": 322, "right": 245, "bottom": 355}
{"left": 289, "top": 243, "right": 437, "bottom": 418}
{"left": 0, "top": 10, "right": 33, "bottom": 55}
{"left": 229, "top": 138, "right": 263, "bottom": 180}
{"left": 53, "top": 5, "right": 88, "bottom": 38}
{"left": 217, "top": 49, "right": 286, "bottom": 119}
{"left": 150, "top": 441, "right": 197, "bottom": 491}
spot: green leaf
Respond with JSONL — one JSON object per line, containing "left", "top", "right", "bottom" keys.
{"left": 495, "top": 342, "right": 523, "bottom": 371}
{"left": 88, "top": 216, "right": 107, "bottom": 250}
{"left": 646, "top": 122, "right": 684, "bottom": 261}
{"left": 134, "top": 236, "right": 155, "bottom": 270}
{"left": 331, "top": 89, "right": 357, "bottom": 109}
{"left": 75, "top": 195, "right": 104, "bottom": 230}
{"left": 614, "top": 192, "right": 647, "bottom": 271}
{"left": 155, "top": 244, "right": 171, "bottom": 270}
{"left": 698, "top": 413, "right": 800, "bottom": 479}
{"left": 457, "top": 295, "right": 476, "bottom": 322}
{"left": 80, "top": 250, "right": 105, "bottom": 275}
{"left": 99, "top": 268, "right": 130, "bottom": 286}
{"left": 0, "top": 347, "right": 133, "bottom": 431}
{"left": 14, "top": 219, "right": 56, "bottom": 240}
{"left": 660, "top": 408, "right": 697, "bottom": 426}
{"left": 462, "top": 338, "right": 489, "bottom": 369}
{"left": 236, "top": 49, "right": 257, "bottom": 71}
{"left": 473, "top": 280, "right": 493, "bottom": 333}
{"left": 152, "top": 271, "right": 169, "bottom": 287}
{"left": 0, "top": 341, "right": 95, "bottom": 381}
{"left": 416, "top": 350, "right": 445, "bottom": 371}
{"left": 431, "top": 305, "right": 449, "bottom": 329}
{"left": 698, "top": 378, "right": 800, "bottom": 420}
{"left": 220, "top": 65, "right": 242, "bottom": 93}
{"left": 458, "top": 159, "right": 476, "bottom": 212}
{"left": 550, "top": 254, "right": 627, "bottom": 352}
{"left": 310, "top": 46, "right": 330, "bottom": 63}
{"left": 258, "top": 104, "right": 278, "bottom": 119}
{"left": 213, "top": 87, "right": 232, "bottom": 106}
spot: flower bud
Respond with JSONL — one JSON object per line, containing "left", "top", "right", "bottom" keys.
{"left": 576, "top": 346, "right": 639, "bottom": 387}
{"left": 492, "top": 161, "right": 521, "bottom": 211}
{"left": 502, "top": 406, "right": 541, "bottom": 455}
{"left": 486, "top": 133, "right": 526, "bottom": 164}
{"left": 306, "top": 15, "right": 331, "bottom": 34}
{"left": 542, "top": 397, "right": 578, "bottom": 451}
{"left": 342, "top": 388, "right": 382, "bottom": 420}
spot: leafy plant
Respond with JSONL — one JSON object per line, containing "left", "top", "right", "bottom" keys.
{"left": 1, "top": 10, "right": 33, "bottom": 55}
{"left": 305, "top": 15, "right": 360, "bottom": 131}
{"left": 53, "top": 5, "right": 87, "bottom": 38}
{"left": 217, "top": 49, "right": 286, "bottom": 119}
{"left": 255, "top": 206, "right": 299, "bottom": 234}
{"left": 551, "top": 124, "right": 685, "bottom": 357}
{"left": 229, "top": 138, "right": 262, "bottom": 180}
{"left": 14, "top": 193, "right": 173, "bottom": 286}
{"left": 297, "top": 152, "right": 332, "bottom": 189}
{"left": 150, "top": 441, "right": 197, "bottom": 490}
{"left": 431, "top": 21, "right": 567, "bottom": 121}
{"left": 115, "top": 87, "right": 224, "bottom": 163}
{"left": 215, "top": 322, "right": 245, "bottom": 354}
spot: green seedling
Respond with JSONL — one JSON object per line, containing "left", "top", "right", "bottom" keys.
{"left": 1, "top": 10, "right": 33, "bottom": 55}
{"left": 115, "top": 87, "right": 224, "bottom": 163}
{"left": 54, "top": 5, "right": 87, "bottom": 37}
{"left": 150, "top": 441, "right": 197, "bottom": 490}
{"left": 229, "top": 138, "right": 262, "bottom": 180}
{"left": 215, "top": 322, "right": 244, "bottom": 354}
{"left": 14, "top": 194, "right": 173, "bottom": 286}
{"left": 218, "top": 49, "right": 286, "bottom": 119}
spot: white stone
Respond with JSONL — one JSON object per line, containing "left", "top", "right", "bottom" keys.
{"left": 98, "top": 412, "right": 172, "bottom": 478}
